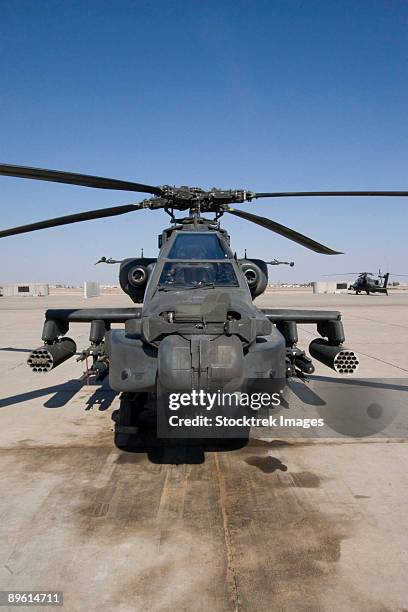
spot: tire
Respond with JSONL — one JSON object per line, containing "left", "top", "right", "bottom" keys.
{"left": 114, "top": 392, "right": 147, "bottom": 450}
{"left": 117, "top": 392, "right": 144, "bottom": 425}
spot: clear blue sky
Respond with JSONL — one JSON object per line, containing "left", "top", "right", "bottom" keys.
{"left": 0, "top": 0, "right": 407, "bottom": 284}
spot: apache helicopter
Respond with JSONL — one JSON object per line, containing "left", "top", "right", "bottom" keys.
{"left": 1, "top": 163, "right": 406, "bottom": 450}
{"left": 324, "top": 270, "right": 408, "bottom": 295}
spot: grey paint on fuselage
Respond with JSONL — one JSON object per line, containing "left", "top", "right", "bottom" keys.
{"left": 143, "top": 229, "right": 257, "bottom": 319}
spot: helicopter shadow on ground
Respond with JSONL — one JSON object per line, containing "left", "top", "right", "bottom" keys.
{"left": 112, "top": 375, "right": 408, "bottom": 465}
{"left": 0, "top": 347, "right": 83, "bottom": 356}
{"left": 287, "top": 375, "right": 408, "bottom": 407}
{"left": 289, "top": 375, "right": 408, "bottom": 438}
{"left": 286, "top": 378, "right": 327, "bottom": 407}
{"left": 0, "top": 378, "right": 118, "bottom": 411}
{"left": 0, "top": 347, "right": 33, "bottom": 354}
{"left": 311, "top": 375, "right": 408, "bottom": 392}
{"left": 0, "top": 380, "right": 83, "bottom": 409}
{"left": 113, "top": 421, "right": 248, "bottom": 465}
{"left": 83, "top": 380, "right": 118, "bottom": 412}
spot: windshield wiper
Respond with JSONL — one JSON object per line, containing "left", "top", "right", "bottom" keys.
{"left": 157, "top": 282, "right": 215, "bottom": 292}
{"left": 188, "top": 282, "right": 215, "bottom": 290}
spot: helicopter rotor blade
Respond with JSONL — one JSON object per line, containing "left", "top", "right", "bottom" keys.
{"left": 0, "top": 163, "right": 162, "bottom": 196}
{"left": 321, "top": 272, "right": 373, "bottom": 276}
{"left": 0, "top": 203, "right": 144, "bottom": 238}
{"left": 251, "top": 190, "right": 408, "bottom": 199}
{"left": 227, "top": 208, "right": 342, "bottom": 255}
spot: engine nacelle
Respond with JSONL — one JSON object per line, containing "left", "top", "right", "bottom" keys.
{"left": 239, "top": 259, "right": 268, "bottom": 298}
{"left": 119, "top": 258, "right": 156, "bottom": 303}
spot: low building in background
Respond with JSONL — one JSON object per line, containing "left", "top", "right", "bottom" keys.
{"left": 0, "top": 283, "right": 49, "bottom": 297}
{"left": 312, "top": 281, "right": 348, "bottom": 294}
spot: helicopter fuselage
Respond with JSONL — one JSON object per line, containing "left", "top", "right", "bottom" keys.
{"left": 107, "top": 218, "right": 287, "bottom": 395}
{"left": 350, "top": 272, "right": 389, "bottom": 295}
{"left": 27, "top": 216, "right": 359, "bottom": 448}
{"left": 31, "top": 217, "right": 358, "bottom": 384}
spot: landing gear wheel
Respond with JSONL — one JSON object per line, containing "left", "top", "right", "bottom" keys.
{"left": 114, "top": 392, "right": 148, "bottom": 450}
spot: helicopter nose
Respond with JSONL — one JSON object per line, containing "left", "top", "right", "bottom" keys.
{"left": 158, "top": 334, "right": 245, "bottom": 391}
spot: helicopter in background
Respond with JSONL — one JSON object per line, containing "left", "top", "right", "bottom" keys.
{"left": 323, "top": 270, "right": 408, "bottom": 295}
{"left": 350, "top": 271, "right": 390, "bottom": 295}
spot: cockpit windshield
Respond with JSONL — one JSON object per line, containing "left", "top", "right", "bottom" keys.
{"left": 167, "top": 233, "right": 228, "bottom": 260}
{"left": 158, "top": 262, "right": 239, "bottom": 289}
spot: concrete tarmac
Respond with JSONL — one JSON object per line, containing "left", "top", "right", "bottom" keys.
{"left": 0, "top": 289, "right": 407, "bottom": 611}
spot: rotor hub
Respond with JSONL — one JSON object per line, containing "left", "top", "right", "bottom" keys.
{"left": 143, "top": 186, "right": 254, "bottom": 214}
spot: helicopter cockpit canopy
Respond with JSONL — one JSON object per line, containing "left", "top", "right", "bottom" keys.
{"left": 157, "top": 232, "right": 237, "bottom": 289}
{"left": 167, "top": 233, "right": 229, "bottom": 260}
{"left": 158, "top": 261, "right": 239, "bottom": 289}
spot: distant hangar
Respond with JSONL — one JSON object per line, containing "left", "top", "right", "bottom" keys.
{"left": 0, "top": 283, "right": 49, "bottom": 297}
